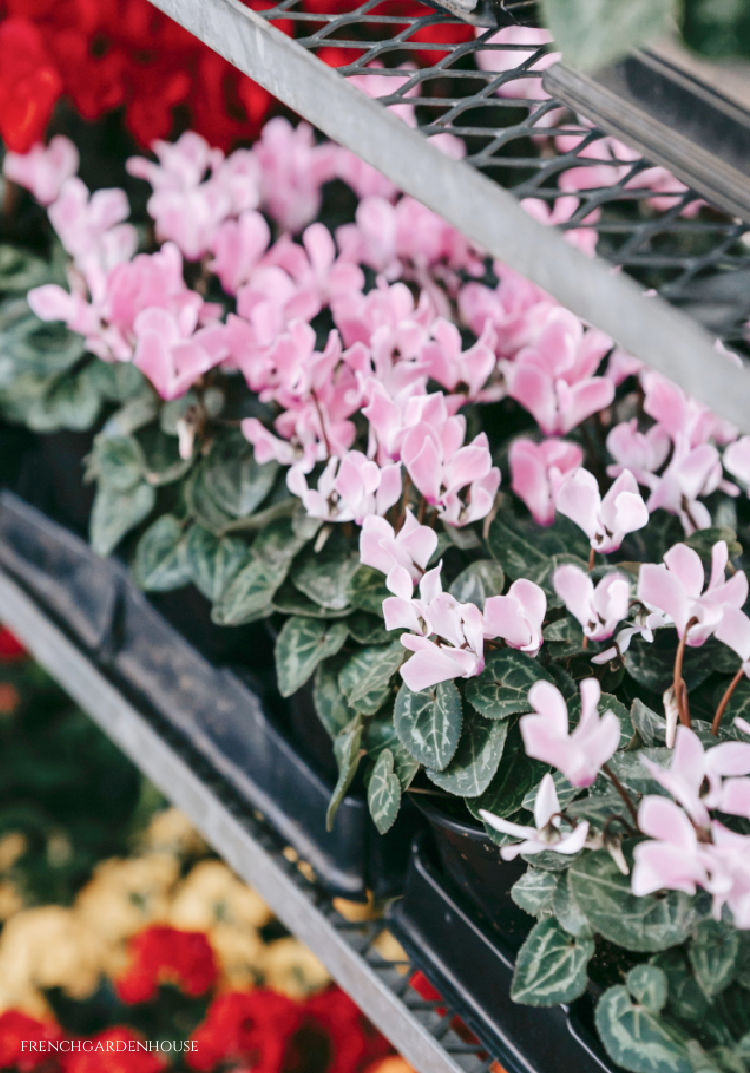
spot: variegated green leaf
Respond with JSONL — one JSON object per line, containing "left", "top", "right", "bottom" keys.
{"left": 426, "top": 714, "right": 507, "bottom": 797}
{"left": 511, "top": 918, "right": 593, "bottom": 1005}
{"left": 367, "top": 748, "right": 401, "bottom": 834}
{"left": 275, "top": 617, "right": 349, "bottom": 698}
{"left": 394, "top": 680, "right": 462, "bottom": 771}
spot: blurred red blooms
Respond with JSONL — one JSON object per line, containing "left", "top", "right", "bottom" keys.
{"left": 0, "top": 1010, "right": 63, "bottom": 1072}
{"left": 0, "top": 627, "right": 27, "bottom": 661}
{"left": 0, "top": 0, "right": 470, "bottom": 151}
{"left": 187, "top": 989, "right": 302, "bottom": 1072}
{"left": 188, "top": 987, "right": 392, "bottom": 1073}
{"left": 116, "top": 925, "right": 219, "bottom": 1004}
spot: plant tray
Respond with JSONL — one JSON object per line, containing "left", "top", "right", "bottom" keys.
{"left": 388, "top": 836, "right": 615, "bottom": 1073}
{"left": 0, "top": 490, "right": 415, "bottom": 898}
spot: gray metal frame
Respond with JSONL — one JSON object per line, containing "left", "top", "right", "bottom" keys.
{"left": 145, "top": 0, "right": 750, "bottom": 429}
{"left": 0, "top": 566, "right": 495, "bottom": 1073}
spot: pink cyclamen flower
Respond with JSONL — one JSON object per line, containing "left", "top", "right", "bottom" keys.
{"left": 479, "top": 773, "right": 588, "bottom": 861}
{"left": 716, "top": 607, "right": 750, "bottom": 676}
{"left": 631, "top": 796, "right": 708, "bottom": 897}
{"left": 384, "top": 566, "right": 486, "bottom": 691}
{"left": 401, "top": 413, "right": 500, "bottom": 528}
{"left": 606, "top": 419, "right": 671, "bottom": 489}
{"left": 641, "top": 725, "right": 750, "bottom": 829}
{"left": 505, "top": 305, "right": 614, "bottom": 435}
{"left": 132, "top": 307, "right": 227, "bottom": 401}
{"left": 48, "top": 178, "right": 136, "bottom": 272}
{"left": 510, "top": 437, "right": 583, "bottom": 526}
{"left": 475, "top": 25, "right": 558, "bottom": 102}
{"left": 359, "top": 511, "right": 437, "bottom": 590}
{"left": 647, "top": 435, "right": 736, "bottom": 535}
{"left": 553, "top": 564, "right": 629, "bottom": 642}
{"left": 703, "top": 823, "right": 750, "bottom": 927}
{"left": 3, "top": 136, "right": 79, "bottom": 205}
{"left": 724, "top": 436, "right": 750, "bottom": 493}
{"left": 210, "top": 210, "right": 271, "bottom": 294}
{"left": 483, "top": 579, "right": 547, "bottom": 655}
{"left": 638, "top": 540, "right": 748, "bottom": 646}
{"left": 287, "top": 452, "right": 401, "bottom": 524}
{"left": 520, "top": 678, "right": 620, "bottom": 787}
{"left": 555, "top": 468, "right": 649, "bottom": 553}
{"left": 642, "top": 369, "right": 737, "bottom": 448}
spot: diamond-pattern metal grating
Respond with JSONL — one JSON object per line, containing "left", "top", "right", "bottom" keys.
{"left": 248, "top": 0, "right": 750, "bottom": 347}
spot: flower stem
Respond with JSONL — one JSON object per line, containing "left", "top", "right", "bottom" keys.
{"left": 673, "top": 617, "right": 698, "bottom": 728}
{"left": 712, "top": 667, "right": 744, "bottom": 736}
{"left": 588, "top": 546, "right": 595, "bottom": 572}
{"left": 602, "top": 763, "right": 639, "bottom": 827}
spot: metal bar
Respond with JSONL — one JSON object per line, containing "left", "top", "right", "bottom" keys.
{"left": 0, "top": 567, "right": 480, "bottom": 1073}
{"left": 143, "top": 0, "right": 750, "bottom": 429}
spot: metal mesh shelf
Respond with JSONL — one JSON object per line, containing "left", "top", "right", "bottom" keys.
{"left": 144, "top": 0, "right": 750, "bottom": 429}
{"left": 0, "top": 562, "right": 502, "bottom": 1073}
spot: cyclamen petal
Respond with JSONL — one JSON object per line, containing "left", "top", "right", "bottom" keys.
{"left": 553, "top": 564, "right": 628, "bottom": 642}
{"left": 521, "top": 678, "right": 619, "bottom": 787}
{"left": 510, "top": 437, "right": 582, "bottom": 526}
{"left": 556, "top": 468, "right": 649, "bottom": 553}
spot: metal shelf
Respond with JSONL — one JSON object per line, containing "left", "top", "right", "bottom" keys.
{"left": 0, "top": 563, "right": 499, "bottom": 1073}
{"left": 145, "top": 0, "right": 750, "bottom": 429}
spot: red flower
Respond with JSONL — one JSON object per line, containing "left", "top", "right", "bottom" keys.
{"left": 61, "top": 1029, "right": 166, "bottom": 1073}
{"left": 187, "top": 989, "right": 302, "bottom": 1073}
{"left": 0, "top": 18, "right": 62, "bottom": 152}
{"left": 115, "top": 925, "right": 218, "bottom": 1005}
{"left": 0, "top": 627, "right": 26, "bottom": 661}
{"left": 0, "top": 1010, "right": 63, "bottom": 1072}
{"left": 281, "top": 989, "right": 374, "bottom": 1073}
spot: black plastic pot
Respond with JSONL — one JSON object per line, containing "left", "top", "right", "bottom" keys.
{"left": 0, "top": 419, "right": 35, "bottom": 491}
{"left": 415, "top": 797, "right": 528, "bottom": 943}
{"left": 16, "top": 429, "right": 95, "bottom": 537}
{"left": 388, "top": 836, "right": 615, "bottom": 1073}
{"left": 0, "top": 491, "right": 419, "bottom": 899}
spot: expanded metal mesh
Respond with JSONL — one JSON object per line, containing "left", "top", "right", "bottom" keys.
{"left": 248, "top": 0, "right": 750, "bottom": 352}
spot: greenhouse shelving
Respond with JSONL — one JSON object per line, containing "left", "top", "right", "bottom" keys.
{"left": 0, "top": 538, "right": 492, "bottom": 1073}
{"left": 143, "top": 0, "right": 750, "bottom": 429}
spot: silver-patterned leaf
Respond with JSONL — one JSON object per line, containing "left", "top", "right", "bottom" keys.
{"left": 275, "top": 617, "right": 349, "bottom": 698}
{"left": 511, "top": 918, "right": 593, "bottom": 1005}
{"left": 394, "top": 680, "right": 462, "bottom": 771}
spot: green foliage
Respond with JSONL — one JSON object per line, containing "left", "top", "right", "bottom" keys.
{"left": 338, "top": 641, "right": 404, "bottom": 715}
{"left": 511, "top": 918, "right": 593, "bottom": 1005}
{"left": 183, "top": 525, "right": 248, "bottom": 604}
{"left": 425, "top": 712, "right": 507, "bottom": 797}
{"left": 274, "top": 617, "right": 348, "bottom": 698}
{"left": 689, "top": 920, "right": 740, "bottom": 1001}
{"left": 449, "top": 559, "right": 505, "bottom": 608}
{"left": 511, "top": 868, "right": 559, "bottom": 916}
{"left": 595, "top": 980, "right": 692, "bottom": 1073}
{"left": 326, "top": 715, "right": 363, "bottom": 830}
{"left": 212, "top": 516, "right": 313, "bottom": 625}
{"left": 465, "top": 649, "right": 552, "bottom": 720}
{"left": 133, "top": 515, "right": 191, "bottom": 591}
{"left": 291, "top": 531, "right": 360, "bottom": 610}
{"left": 541, "top": 0, "right": 676, "bottom": 72}
{"left": 393, "top": 680, "right": 462, "bottom": 771}
{"left": 367, "top": 748, "right": 401, "bottom": 834}
{"left": 569, "top": 851, "right": 698, "bottom": 952}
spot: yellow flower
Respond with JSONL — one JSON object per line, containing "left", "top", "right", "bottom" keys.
{"left": 0, "top": 832, "right": 27, "bottom": 871}
{"left": 207, "top": 923, "right": 263, "bottom": 989}
{"left": 0, "top": 881, "right": 23, "bottom": 921}
{"left": 138, "top": 807, "right": 207, "bottom": 858}
{"left": 0, "top": 907, "right": 101, "bottom": 1000}
{"left": 75, "top": 855, "right": 179, "bottom": 942}
{"left": 260, "top": 938, "right": 329, "bottom": 999}
{"left": 169, "top": 860, "right": 271, "bottom": 932}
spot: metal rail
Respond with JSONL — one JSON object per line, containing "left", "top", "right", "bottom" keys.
{"left": 143, "top": 0, "right": 750, "bottom": 429}
{"left": 0, "top": 566, "right": 494, "bottom": 1073}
